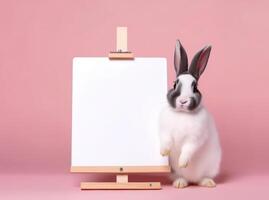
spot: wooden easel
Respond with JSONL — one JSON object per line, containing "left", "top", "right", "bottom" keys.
{"left": 71, "top": 27, "right": 170, "bottom": 190}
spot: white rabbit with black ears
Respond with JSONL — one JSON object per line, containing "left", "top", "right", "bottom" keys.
{"left": 159, "top": 40, "right": 221, "bottom": 188}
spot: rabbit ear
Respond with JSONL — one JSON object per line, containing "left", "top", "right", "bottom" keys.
{"left": 189, "top": 45, "right": 211, "bottom": 80}
{"left": 174, "top": 40, "right": 188, "bottom": 76}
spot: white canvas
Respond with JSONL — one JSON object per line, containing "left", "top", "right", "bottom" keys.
{"left": 72, "top": 57, "right": 168, "bottom": 167}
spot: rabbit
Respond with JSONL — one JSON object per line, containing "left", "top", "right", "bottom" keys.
{"left": 159, "top": 40, "right": 221, "bottom": 188}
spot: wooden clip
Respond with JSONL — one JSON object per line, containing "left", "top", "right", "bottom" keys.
{"left": 108, "top": 27, "right": 134, "bottom": 60}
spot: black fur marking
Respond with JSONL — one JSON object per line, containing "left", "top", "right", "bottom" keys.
{"left": 167, "top": 81, "right": 181, "bottom": 108}
{"left": 188, "top": 88, "right": 202, "bottom": 111}
{"left": 187, "top": 80, "right": 202, "bottom": 110}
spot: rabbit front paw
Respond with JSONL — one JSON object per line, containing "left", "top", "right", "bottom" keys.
{"left": 160, "top": 147, "right": 170, "bottom": 156}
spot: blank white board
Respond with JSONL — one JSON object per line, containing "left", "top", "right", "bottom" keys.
{"left": 72, "top": 57, "right": 168, "bottom": 167}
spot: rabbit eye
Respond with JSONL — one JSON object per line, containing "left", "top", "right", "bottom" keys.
{"left": 173, "top": 83, "right": 176, "bottom": 89}
{"left": 173, "top": 80, "right": 179, "bottom": 89}
{"left": 193, "top": 84, "right": 198, "bottom": 92}
{"left": 191, "top": 81, "right": 198, "bottom": 92}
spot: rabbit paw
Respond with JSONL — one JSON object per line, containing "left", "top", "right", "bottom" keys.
{"left": 160, "top": 148, "right": 170, "bottom": 156}
{"left": 173, "top": 178, "right": 188, "bottom": 188}
{"left": 198, "top": 178, "right": 216, "bottom": 187}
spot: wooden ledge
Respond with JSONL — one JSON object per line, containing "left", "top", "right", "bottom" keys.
{"left": 71, "top": 165, "right": 171, "bottom": 173}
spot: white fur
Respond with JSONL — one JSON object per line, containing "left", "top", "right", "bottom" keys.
{"left": 159, "top": 75, "right": 221, "bottom": 184}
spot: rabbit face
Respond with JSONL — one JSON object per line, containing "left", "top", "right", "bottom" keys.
{"left": 167, "top": 74, "right": 201, "bottom": 111}
{"left": 167, "top": 40, "right": 211, "bottom": 112}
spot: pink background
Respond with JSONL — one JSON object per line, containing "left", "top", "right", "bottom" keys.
{"left": 1, "top": 0, "right": 269, "bottom": 199}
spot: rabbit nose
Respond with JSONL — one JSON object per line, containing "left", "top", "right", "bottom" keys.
{"left": 180, "top": 99, "right": 188, "bottom": 104}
